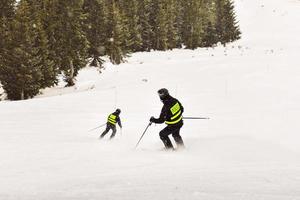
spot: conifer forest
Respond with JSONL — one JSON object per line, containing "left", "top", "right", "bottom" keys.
{"left": 0, "top": 0, "right": 240, "bottom": 100}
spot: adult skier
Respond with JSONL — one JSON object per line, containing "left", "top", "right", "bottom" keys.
{"left": 150, "top": 88, "right": 185, "bottom": 150}
{"left": 100, "top": 109, "right": 122, "bottom": 139}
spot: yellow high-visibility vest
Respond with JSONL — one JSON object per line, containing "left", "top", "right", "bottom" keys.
{"left": 165, "top": 102, "right": 182, "bottom": 125}
{"left": 107, "top": 114, "right": 117, "bottom": 125}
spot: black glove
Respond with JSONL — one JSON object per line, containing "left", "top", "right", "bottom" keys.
{"left": 150, "top": 116, "right": 155, "bottom": 123}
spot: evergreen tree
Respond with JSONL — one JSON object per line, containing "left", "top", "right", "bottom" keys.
{"left": 200, "top": 0, "right": 218, "bottom": 47}
{"left": 0, "top": 0, "right": 44, "bottom": 100}
{"left": 28, "top": 0, "right": 58, "bottom": 88}
{"left": 0, "top": 0, "right": 15, "bottom": 99}
{"left": 114, "top": 0, "right": 132, "bottom": 54}
{"left": 214, "top": 0, "right": 241, "bottom": 45}
{"left": 0, "top": 0, "right": 15, "bottom": 71}
{"left": 137, "top": 0, "right": 153, "bottom": 51}
{"left": 181, "top": 0, "right": 203, "bottom": 49}
{"left": 46, "top": 0, "right": 89, "bottom": 86}
{"left": 83, "top": 0, "right": 106, "bottom": 70}
{"left": 165, "top": 0, "right": 180, "bottom": 49}
{"left": 120, "top": 0, "right": 142, "bottom": 52}
{"left": 173, "top": 0, "right": 185, "bottom": 48}
{"left": 0, "top": 0, "right": 15, "bottom": 17}
{"left": 151, "top": 0, "right": 168, "bottom": 50}
{"left": 222, "top": 0, "right": 241, "bottom": 43}
{"left": 105, "top": 0, "right": 127, "bottom": 64}
{"left": 202, "top": 21, "right": 218, "bottom": 47}
{"left": 0, "top": 0, "right": 15, "bottom": 40}
{"left": 214, "top": 0, "right": 224, "bottom": 43}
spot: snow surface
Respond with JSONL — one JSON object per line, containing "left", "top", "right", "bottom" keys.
{"left": 1, "top": 0, "right": 300, "bottom": 199}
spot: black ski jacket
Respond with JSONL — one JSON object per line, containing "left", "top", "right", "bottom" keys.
{"left": 152, "top": 95, "right": 184, "bottom": 125}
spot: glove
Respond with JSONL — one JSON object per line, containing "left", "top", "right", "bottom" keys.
{"left": 150, "top": 116, "right": 155, "bottom": 123}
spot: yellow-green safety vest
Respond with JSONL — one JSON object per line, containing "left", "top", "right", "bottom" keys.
{"left": 165, "top": 102, "right": 182, "bottom": 125}
{"left": 107, "top": 114, "right": 117, "bottom": 125}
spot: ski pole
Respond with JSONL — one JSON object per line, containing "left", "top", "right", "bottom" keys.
{"left": 88, "top": 123, "right": 106, "bottom": 132}
{"left": 135, "top": 122, "right": 152, "bottom": 149}
{"left": 183, "top": 117, "right": 210, "bottom": 120}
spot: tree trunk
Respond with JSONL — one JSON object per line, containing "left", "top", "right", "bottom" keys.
{"left": 66, "top": 59, "right": 75, "bottom": 87}
{"left": 20, "top": 89, "right": 24, "bottom": 100}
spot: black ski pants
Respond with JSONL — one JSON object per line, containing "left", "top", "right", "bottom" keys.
{"left": 159, "top": 122, "right": 184, "bottom": 149}
{"left": 100, "top": 123, "right": 117, "bottom": 139}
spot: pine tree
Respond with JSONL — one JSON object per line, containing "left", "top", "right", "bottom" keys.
{"left": 181, "top": 0, "right": 203, "bottom": 49}
{"left": 105, "top": 0, "right": 127, "bottom": 64}
{"left": 0, "top": 0, "right": 15, "bottom": 71}
{"left": 0, "top": 0, "right": 15, "bottom": 99}
{"left": 120, "top": 0, "right": 143, "bottom": 52}
{"left": 222, "top": 0, "right": 241, "bottom": 43}
{"left": 200, "top": 0, "right": 218, "bottom": 47}
{"left": 173, "top": 0, "right": 185, "bottom": 47}
{"left": 165, "top": 0, "right": 180, "bottom": 49}
{"left": 83, "top": 0, "right": 106, "bottom": 70}
{"left": 0, "top": 0, "right": 15, "bottom": 17}
{"left": 0, "top": 0, "right": 45, "bottom": 100}
{"left": 0, "top": 0, "right": 15, "bottom": 42}
{"left": 202, "top": 21, "right": 218, "bottom": 47}
{"left": 28, "top": 0, "right": 58, "bottom": 88}
{"left": 151, "top": 0, "right": 168, "bottom": 50}
{"left": 137, "top": 0, "right": 153, "bottom": 51}
{"left": 214, "top": 0, "right": 241, "bottom": 45}
{"left": 46, "top": 0, "right": 89, "bottom": 86}
{"left": 114, "top": 0, "right": 131, "bottom": 53}
{"left": 214, "top": 0, "right": 224, "bottom": 43}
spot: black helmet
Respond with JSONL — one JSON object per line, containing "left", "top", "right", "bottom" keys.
{"left": 115, "top": 108, "right": 121, "bottom": 114}
{"left": 157, "top": 88, "right": 169, "bottom": 99}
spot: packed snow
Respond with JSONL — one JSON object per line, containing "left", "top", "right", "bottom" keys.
{"left": 1, "top": 0, "right": 300, "bottom": 199}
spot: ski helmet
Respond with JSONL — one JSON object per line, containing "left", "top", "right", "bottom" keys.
{"left": 157, "top": 88, "right": 169, "bottom": 99}
{"left": 116, "top": 108, "right": 121, "bottom": 114}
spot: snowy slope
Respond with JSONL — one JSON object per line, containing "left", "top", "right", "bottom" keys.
{"left": 1, "top": 0, "right": 300, "bottom": 199}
